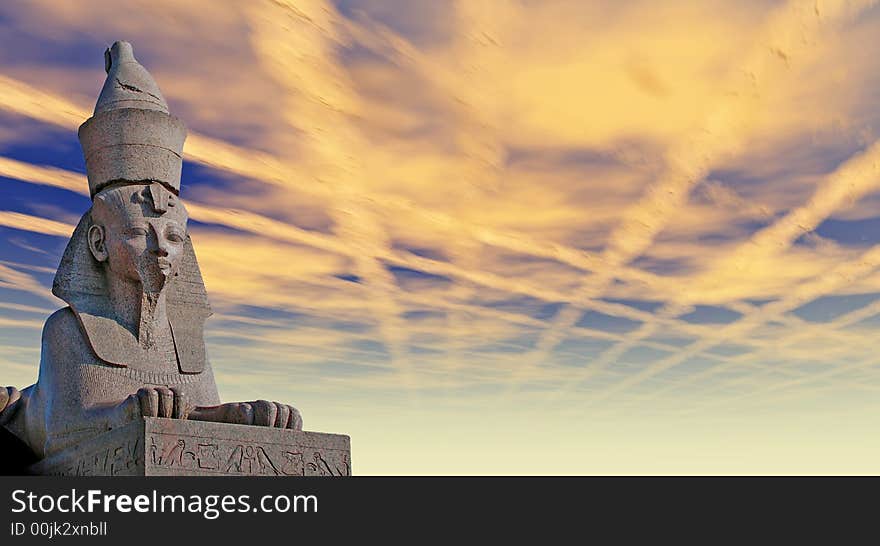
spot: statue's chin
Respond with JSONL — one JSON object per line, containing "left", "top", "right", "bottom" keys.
{"left": 138, "top": 266, "right": 169, "bottom": 296}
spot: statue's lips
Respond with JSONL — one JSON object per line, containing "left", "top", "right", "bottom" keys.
{"left": 156, "top": 257, "right": 172, "bottom": 272}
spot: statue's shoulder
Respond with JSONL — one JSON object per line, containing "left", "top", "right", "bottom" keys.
{"left": 43, "top": 306, "right": 77, "bottom": 334}
{"left": 41, "top": 307, "right": 88, "bottom": 355}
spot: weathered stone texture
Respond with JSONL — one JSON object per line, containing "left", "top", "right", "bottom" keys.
{"left": 30, "top": 418, "right": 351, "bottom": 477}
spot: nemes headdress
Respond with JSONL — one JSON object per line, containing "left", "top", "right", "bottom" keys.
{"left": 52, "top": 41, "right": 210, "bottom": 374}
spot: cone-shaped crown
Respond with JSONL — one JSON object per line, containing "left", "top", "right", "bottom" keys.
{"left": 78, "top": 41, "right": 186, "bottom": 198}
{"left": 94, "top": 41, "right": 169, "bottom": 114}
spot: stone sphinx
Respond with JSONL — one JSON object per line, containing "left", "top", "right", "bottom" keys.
{"left": 0, "top": 42, "right": 350, "bottom": 475}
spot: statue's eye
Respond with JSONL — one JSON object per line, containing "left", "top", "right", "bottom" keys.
{"left": 167, "top": 230, "right": 185, "bottom": 243}
{"left": 126, "top": 227, "right": 148, "bottom": 238}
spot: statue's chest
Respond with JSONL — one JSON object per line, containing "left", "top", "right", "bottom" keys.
{"left": 77, "top": 312, "right": 186, "bottom": 373}
{"left": 127, "top": 330, "right": 180, "bottom": 373}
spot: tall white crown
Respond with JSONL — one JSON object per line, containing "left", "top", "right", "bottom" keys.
{"left": 78, "top": 41, "right": 187, "bottom": 198}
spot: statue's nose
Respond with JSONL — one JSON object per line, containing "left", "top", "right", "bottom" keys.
{"left": 148, "top": 225, "right": 170, "bottom": 256}
{"left": 155, "top": 237, "right": 170, "bottom": 257}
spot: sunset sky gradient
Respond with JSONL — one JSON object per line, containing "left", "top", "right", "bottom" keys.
{"left": 2, "top": 0, "right": 880, "bottom": 473}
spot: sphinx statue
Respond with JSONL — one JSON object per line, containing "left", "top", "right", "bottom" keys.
{"left": 0, "top": 41, "right": 302, "bottom": 467}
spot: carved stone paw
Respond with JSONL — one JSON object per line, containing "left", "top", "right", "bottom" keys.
{"left": 132, "top": 386, "right": 189, "bottom": 419}
{"left": 222, "top": 400, "right": 302, "bottom": 430}
{"left": 0, "top": 386, "right": 21, "bottom": 423}
{"left": 187, "top": 400, "right": 303, "bottom": 429}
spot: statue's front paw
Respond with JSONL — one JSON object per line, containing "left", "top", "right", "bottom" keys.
{"left": 0, "top": 386, "right": 21, "bottom": 423}
{"left": 222, "top": 400, "right": 302, "bottom": 429}
{"left": 1, "top": 386, "right": 19, "bottom": 409}
{"left": 133, "top": 386, "right": 189, "bottom": 419}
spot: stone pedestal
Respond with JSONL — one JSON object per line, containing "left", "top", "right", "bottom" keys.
{"left": 28, "top": 418, "right": 351, "bottom": 476}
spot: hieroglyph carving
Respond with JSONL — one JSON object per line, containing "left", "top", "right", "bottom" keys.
{"left": 148, "top": 435, "right": 350, "bottom": 476}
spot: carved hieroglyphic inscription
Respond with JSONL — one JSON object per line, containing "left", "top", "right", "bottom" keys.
{"left": 33, "top": 428, "right": 144, "bottom": 476}
{"left": 147, "top": 434, "right": 350, "bottom": 476}
{"left": 70, "top": 436, "right": 142, "bottom": 476}
{"left": 29, "top": 419, "right": 351, "bottom": 476}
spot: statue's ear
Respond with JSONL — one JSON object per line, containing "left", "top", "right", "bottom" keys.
{"left": 87, "top": 224, "right": 108, "bottom": 262}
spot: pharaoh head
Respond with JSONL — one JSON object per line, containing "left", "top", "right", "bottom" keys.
{"left": 70, "top": 40, "right": 190, "bottom": 299}
{"left": 89, "top": 182, "right": 188, "bottom": 294}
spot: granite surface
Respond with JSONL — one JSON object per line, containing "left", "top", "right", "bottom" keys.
{"left": 30, "top": 418, "right": 351, "bottom": 477}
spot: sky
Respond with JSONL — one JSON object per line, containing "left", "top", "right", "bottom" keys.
{"left": 2, "top": 0, "right": 880, "bottom": 474}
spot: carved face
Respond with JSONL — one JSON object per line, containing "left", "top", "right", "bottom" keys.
{"left": 88, "top": 183, "right": 188, "bottom": 293}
